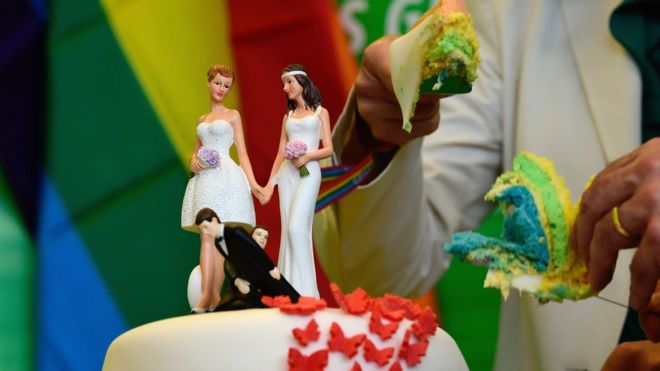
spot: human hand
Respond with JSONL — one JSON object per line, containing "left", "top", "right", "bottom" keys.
{"left": 252, "top": 185, "right": 265, "bottom": 202}
{"left": 257, "top": 183, "right": 274, "bottom": 206}
{"left": 640, "top": 279, "right": 660, "bottom": 342}
{"left": 199, "top": 220, "right": 220, "bottom": 239}
{"left": 571, "top": 138, "right": 660, "bottom": 309}
{"left": 190, "top": 156, "right": 203, "bottom": 174}
{"left": 234, "top": 277, "right": 251, "bottom": 294}
{"left": 269, "top": 266, "right": 281, "bottom": 280}
{"left": 602, "top": 340, "right": 660, "bottom": 371}
{"left": 291, "top": 154, "right": 309, "bottom": 169}
{"left": 354, "top": 35, "right": 442, "bottom": 149}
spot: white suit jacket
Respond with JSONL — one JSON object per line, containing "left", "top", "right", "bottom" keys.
{"left": 315, "top": 0, "right": 642, "bottom": 370}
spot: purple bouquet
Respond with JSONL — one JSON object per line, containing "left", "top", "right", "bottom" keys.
{"left": 284, "top": 140, "right": 309, "bottom": 177}
{"left": 196, "top": 146, "right": 220, "bottom": 169}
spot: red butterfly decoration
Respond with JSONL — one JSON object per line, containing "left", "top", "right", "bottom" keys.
{"left": 293, "top": 319, "right": 320, "bottom": 346}
{"left": 412, "top": 308, "right": 438, "bottom": 341}
{"left": 399, "top": 330, "right": 429, "bottom": 366}
{"left": 373, "top": 296, "right": 407, "bottom": 322}
{"left": 369, "top": 310, "right": 399, "bottom": 340}
{"left": 403, "top": 300, "right": 423, "bottom": 320}
{"left": 288, "top": 348, "right": 328, "bottom": 371}
{"left": 327, "top": 322, "right": 366, "bottom": 358}
{"left": 263, "top": 295, "right": 327, "bottom": 315}
{"left": 281, "top": 296, "right": 328, "bottom": 315}
{"left": 330, "top": 283, "right": 372, "bottom": 315}
{"left": 350, "top": 362, "right": 362, "bottom": 371}
{"left": 261, "top": 295, "right": 292, "bottom": 308}
{"left": 389, "top": 361, "right": 403, "bottom": 371}
{"left": 363, "top": 338, "right": 394, "bottom": 366}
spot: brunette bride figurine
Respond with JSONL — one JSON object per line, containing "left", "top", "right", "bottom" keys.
{"left": 181, "top": 64, "right": 262, "bottom": 313}
{"left": 262, "top": 64, "right": 333, "bottom": 298}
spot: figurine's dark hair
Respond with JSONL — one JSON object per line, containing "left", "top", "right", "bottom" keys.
{"left": 252, "top": 224, "right": 268, "bottom": 233}
{"left": 195, "top": 208, "right": 221, "bottom": 225}
{"left": 207, "top": 64, "right": 234, "bottom": 82}
{"left": 281, "top": 64, "right": 322, "bottom": 112}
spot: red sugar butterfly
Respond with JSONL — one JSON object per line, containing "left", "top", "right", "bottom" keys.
{"left": 373, "top": 296, "right": 406, "bottom": 322}
{"left": 288, "top": 348, "right": 328, "bottom": 371}
{"left": 363, "top": 339, "right": 394, "bottom": 366}
{"left": 369, "top": 309, "right": 399, "bottom": 340}
{"left": 281, "top": 296, "right": 328, "bottom": 315}
{"left": 261, "top": 295, "right": 292, "bottom": 308}
{"left": 330, "top": 283, "right": 372, "bottom": 315}
{"left": 412, "top": 308, "right": 438, "bottom": 341}
{"left": 402, "top": 300, "right": 423, "bottom": 320}
{"left": 327, "top": 322, "right": 366, "bottom": 358}
{"left": 293, "top": 319, "right": 320, "bottom": 346}
{"left": 399, "top": 330, "right": 429, "bottom": 366}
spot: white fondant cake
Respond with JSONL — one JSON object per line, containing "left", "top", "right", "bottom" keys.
{"left": 102, "top": 307, "right": 468, "bottom": 370}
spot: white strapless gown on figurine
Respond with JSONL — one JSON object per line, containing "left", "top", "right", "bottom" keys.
{"left": 276, "top": 108, "right": 322, "bottom": 298}
{"left": 181, "top": 120, "right": 255, "bottom": 231}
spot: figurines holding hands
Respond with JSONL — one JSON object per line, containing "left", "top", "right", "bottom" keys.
{"left": 182, "top": 63, "right": 331, "bottom": 312}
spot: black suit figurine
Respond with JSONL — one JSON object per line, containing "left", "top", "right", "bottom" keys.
{"left": 218, "top": 258, "right": 263, "bottom": 311}
{"left": 195, "top": 208, "right": 300, "bottom": 311}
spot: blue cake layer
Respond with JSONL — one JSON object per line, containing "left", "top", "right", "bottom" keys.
{"left": 444, "top": 185, "right": 549, "bottom": 272}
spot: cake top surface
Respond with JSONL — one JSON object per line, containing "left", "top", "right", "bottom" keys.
{"left": 103, "top": 284, "right": 468, "bottom": 371}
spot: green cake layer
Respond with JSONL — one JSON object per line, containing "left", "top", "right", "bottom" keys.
{"left": 508, "top": 153, "right": 574, "bottom": 269}
{"left": 423, "top": 14, "right": 479, "bottom": 92}
{"left": 444, "top": 152, "right": 593, "bottom": 302}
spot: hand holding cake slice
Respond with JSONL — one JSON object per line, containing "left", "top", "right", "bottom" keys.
{"left": 389, "top": 0, "right": 480, "bottom": 132}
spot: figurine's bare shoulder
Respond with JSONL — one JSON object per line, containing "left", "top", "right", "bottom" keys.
{"left": 319, "top": 107, "right": 330, "bottom": 118}
{"left": 227, "top": 109, "right": 241, "bottom": 121}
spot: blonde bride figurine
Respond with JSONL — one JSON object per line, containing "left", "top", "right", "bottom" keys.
{"left": 261, "top": 64, "right": 333, "bottom": 298}
{"left": 181, "top": 64, "right": 262, "bottom": 313}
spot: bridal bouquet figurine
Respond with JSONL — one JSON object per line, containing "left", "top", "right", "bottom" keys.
{"left": 284, "top": 140, "right": 309, "bottom": 177}
{"left": 197, "top": 146, "right": 220, "bottom": 169}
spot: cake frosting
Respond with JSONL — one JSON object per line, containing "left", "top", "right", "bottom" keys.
{"left": 389, "top": 0, "right": 480, "bottom": 132}
{"left": 102, "top": 285, "right": 468, "bottom": 370}
{"left": 444, "top": 151, "right": 594, "bottom": 302}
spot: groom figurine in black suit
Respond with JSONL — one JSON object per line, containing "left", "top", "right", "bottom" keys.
{"left": 195, "top": 208, "right": 300, "bottom": 310}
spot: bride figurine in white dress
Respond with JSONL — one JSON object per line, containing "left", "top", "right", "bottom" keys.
{"left": 181, "top": 64, "right": 262, "bottom": 313}
{"left": 262, "top": 64, "right": 333, "bottom": 298}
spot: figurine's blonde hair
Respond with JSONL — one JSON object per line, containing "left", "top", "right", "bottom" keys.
{"left": 207, "top": 64, "right": 235, "bottom": 82}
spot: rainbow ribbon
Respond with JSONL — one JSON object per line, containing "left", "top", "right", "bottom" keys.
{"left": 315, "top": 156, "right": 374, "bottom": 212}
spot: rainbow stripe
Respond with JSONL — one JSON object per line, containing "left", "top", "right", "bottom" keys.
{"left": 320, "top": 164, "right": 353, "bottom": 180}
{"left": 316, "top": 157, "right": 374, "bottom": 212}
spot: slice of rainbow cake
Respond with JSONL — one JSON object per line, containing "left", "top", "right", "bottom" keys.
{"left": 390, "top": 0, "right": 480, "bottom": 133}
{"left": 444, "top": 152, "right": 594, "bottom": 302}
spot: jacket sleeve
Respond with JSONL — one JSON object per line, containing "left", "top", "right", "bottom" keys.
{"left": 235, "top": 228, "right": 276, "bottom": 271}
{"left": 313, "top": 0, "right": 504, "bottom": 297}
